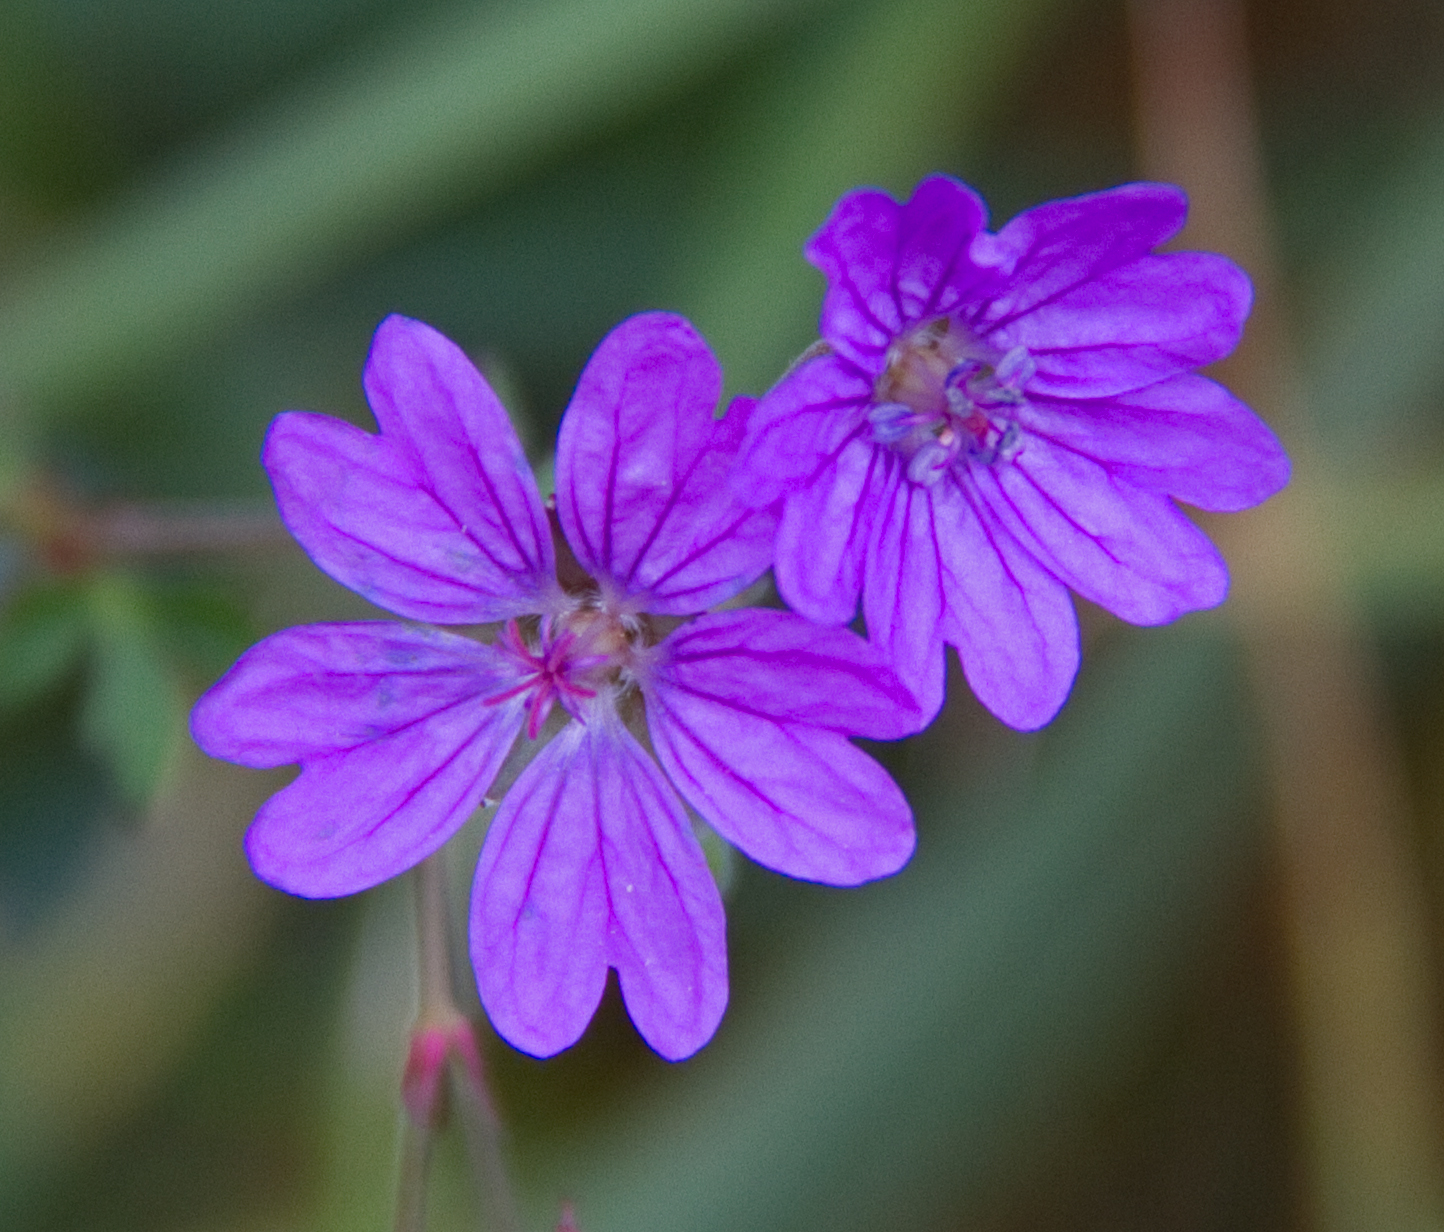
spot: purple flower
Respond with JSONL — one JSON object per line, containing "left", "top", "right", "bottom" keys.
{"left": 191, "top": 312, "right": 922, "bottom": 1060}
{"left": 740, "top": 176, "right": 1290, "bottom": 729}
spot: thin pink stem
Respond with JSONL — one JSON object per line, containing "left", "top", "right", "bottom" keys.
{"left": 398, "top": 851, "right": 522, "bottom": 1232}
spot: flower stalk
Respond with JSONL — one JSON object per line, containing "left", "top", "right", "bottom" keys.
{"left": 396, "top": 851, "right": 520, "bottom": 1232}
{"left": 1, "top": 479, "right": 289, "bottom": 572}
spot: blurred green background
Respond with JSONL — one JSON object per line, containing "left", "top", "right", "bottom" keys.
{"left": 2, "top": 0, "right": 1444, "bottom": 1228}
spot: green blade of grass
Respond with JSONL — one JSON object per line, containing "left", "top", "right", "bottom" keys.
{"left": 0, "top": 0, "right": 833, "bottom": 422}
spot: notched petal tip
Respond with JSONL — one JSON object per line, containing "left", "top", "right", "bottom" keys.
{"left": 362, "top": 313, "right": 478, "bottom": 404}
{"left": 805, "top": 175, "right": 996, "bottom": 367}
{"left": 599, "top": 310, "right": 715, "bottom": 363}
{"left": 264, "top": 315, "right": 555, "bottom": 623}
{"left": 471, "top": 714, "right": 727, "bottom": 1061}
{"left": 982, "top": 182, "right": 1195, "bottom": 329}
{"left": 1062, "top": 181, "right": 1190, "bottom": 243}
{"left": 906, "top": 172, "right": 990, "bottom": 229}
{"left": 558, "top": 313, "right": 776, "bottom": 613}
{"left": 367, "top": 311, "right": 427, "bottom": 359}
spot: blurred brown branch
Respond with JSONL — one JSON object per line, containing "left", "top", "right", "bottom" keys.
{"left": 2, "top": 478, "right": 289, "bottom": 572}
{"left": 1129, "top": 2, "right": 1444, "bottom": 1229}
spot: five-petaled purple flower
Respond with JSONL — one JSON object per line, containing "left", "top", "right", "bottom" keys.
{"left": 739, "top": 176, "right": 1290, "bottom": 729}
{"left": 191, "top": 312, "right": 923, "bottom": 1061}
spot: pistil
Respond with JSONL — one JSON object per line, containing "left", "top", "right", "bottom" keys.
{"left": 485, "top": 618, "right": 607, "bottom": 738}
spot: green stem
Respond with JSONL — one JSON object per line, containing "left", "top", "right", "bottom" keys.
{"left": 393, "top": 1120, "right": 431, "bottom": 1232}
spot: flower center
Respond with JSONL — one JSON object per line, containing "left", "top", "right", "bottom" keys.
{"left": 484, "top": 606, "right": 645, "bottom": 739}
{"left": 868, "top": 316, "right": 1032, "bottom": 485}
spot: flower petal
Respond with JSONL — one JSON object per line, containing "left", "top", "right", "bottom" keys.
{"left": 471, "top": 708, "right": 727, "bottom": 1061}
{"left": 598, "top": 723, "right": 730, "bottom": 1060}
{"left": 1019, "top": 373, "right": 1290, "bottom": 512}
{"left": 556, "top": 313, "right": 775, "bottom": 614}
{"left": 935, "top": 481, "right": 1081, "bottom": 730}
{"left": 645, "top": 612, "right": 917, "bottom": 886}
{"left": 266, "top": 317, "right": 555, "bottom": 623}
{"left": 992, "top": 254, "right": 1253, "bottom": 398}
{"left": 807, "top": 175, "right": 995, "bottom": 369}
{"left": 191, "top": 621, "right": 498, "bottom": 765}
{"left": 860, "top": 459, "right": 948, "bottom": 723}
{"left": 649, "top": 608, "right": 925, "bottom": 738}
{"left": 362, "top": 316, "right": 556, "bottom": 599}
{"left": 737, "top": 354, "right": 872, "bottom": 509}
{"left": 973, "top": 436, "right": 1229, "bottom": 624}
{"left": 773, "top": 436, "right": 887, "bottom": 624}
{"left": 975, "top": 183, "right": 1189, "bottom": 329}
{"left": 191, "top": 622, "right": 526, "bottom": 896}
{"left": 469, "top": 723, "right": 607, "bottom": 1059}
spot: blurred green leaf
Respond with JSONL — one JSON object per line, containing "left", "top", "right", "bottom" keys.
{"left": 0, "top": 580, "right": 89, "bottom": 715}
{"left": 0, "top": 0, "right": 837, "bottom": 420}
{"left": 147, "top": 580, "right": 256, "bottom": 682}
{"left": 1338, "top": 467, "right": 1444, "bottom": 626}
{"left": 79, "top": 573, "right": 183, "bottom": 806}
{"left": 0, "top": 676, "right": 110, "bottom": 937}
{"left": 0, "top": 1, "right": 121, "bottom": 210}
{"left": 5, "top": 894, "right": 359, "bottom": 1232}
{"left": 0, "top": 746, "right": 278, "bottom": 1228}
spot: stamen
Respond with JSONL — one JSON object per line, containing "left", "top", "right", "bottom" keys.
{"left": 994, "top": 345, "right": 1036, "bottom": 390}
{"left": 871, "top": 324, "right": 1033, "bottom": 485}
{"left": 868, "top": 401, "right": 922, "bottom": 444}
{"left": 907, "top": 440, "right": 954, "bottom": 486}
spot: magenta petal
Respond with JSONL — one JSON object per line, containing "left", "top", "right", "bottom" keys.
{"left": 977, "top": 183, "right": 1189, "bottom": 329}
{"left": 469, "top": 724, "right": 607, "bottom": 1059}
{"left": 191, "top": 621, "right": 505, "bottom": 765}
{"left": 995, "top": 254, "right": 1253, "bottom": 398}
{"left": 651, "top": 609, "right": 925, "bottom": 739}
{"left": 555, "top": 313, "right": 775, "bottom": 614}
{"left": 596, "top": 723, "right": 729, "bottom": 1059}
{"left": 190, "top": 622, "right": 527, "bottom": 897}
{"left": 1020, "top": 374, "right": 1290, "bottom": 512}
{"left": 266, "top": 414, "right": 529, "bottom": 622}
{"left": 860, "top": 461, "right": 948, "bottom": 723}
{"left": 471, "top": 710, "right": 727, "bottom": 1061}
{"left": 645, "top": 613, "right": 917, "bottom": 885}
{"left": 266, "top": 320, "right": 557, "bottom": 623}
{"left": 737, "top": 355, "right": 872, "bottom": 509}
{"left": 806, "top": 175, "right": 995, "bottom": 369}
{"left": 361, "top": 315, "right": 555, "bottom": 604}
{"left": 975, "top": 436, "right": 1229, "bottom": 624}
{"left": 937, "top": 482, "right": 1081, "bottom": 730}
{"left": 773, "top": 437, "right": 886, "bottom": 624}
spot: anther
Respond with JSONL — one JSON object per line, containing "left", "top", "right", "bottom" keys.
{"left": 907, "top": 440, "right": 954, "bottom": 485}
{"left": 868, "top": 401, "right": 921, "bottom": 445}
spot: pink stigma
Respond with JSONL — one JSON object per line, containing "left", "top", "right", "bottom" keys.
{"left": 485, "top": 619, "right": 603, "bottom": 739}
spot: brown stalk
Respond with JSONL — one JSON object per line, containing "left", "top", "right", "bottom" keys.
{"left": 1128, "top": 1, "right": 1444, "bottom": 1227}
